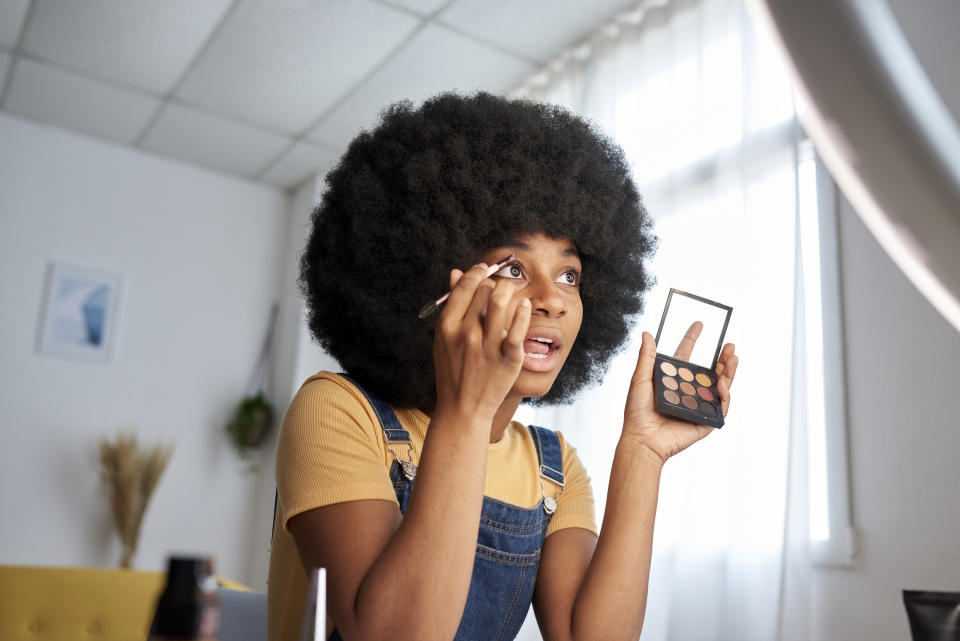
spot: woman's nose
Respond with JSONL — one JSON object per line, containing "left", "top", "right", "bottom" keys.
{"left": 525, "top": 278, "right": 566, "bottom": 317}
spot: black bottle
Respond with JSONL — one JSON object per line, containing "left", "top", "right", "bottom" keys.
{"left": 147, "top": 556, "right": 220, "bottom": 641}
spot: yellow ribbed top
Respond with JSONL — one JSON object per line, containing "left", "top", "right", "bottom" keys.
{"left": 267, "top": 372, "right": 596, "bottom": 641}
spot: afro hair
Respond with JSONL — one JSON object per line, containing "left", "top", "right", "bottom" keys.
{"left": 300, "top": 91, "right": 657, "bottom": 409}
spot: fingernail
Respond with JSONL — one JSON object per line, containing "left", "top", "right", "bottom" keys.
{"left": 477, "top": 263, "right": 488, "bottom": 270}
{"left": 521, "top": 298, "right": 531, "bottom": 307}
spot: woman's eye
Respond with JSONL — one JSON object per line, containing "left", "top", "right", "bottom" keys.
{"left": 557, "top": 270, "right": 581, "bottom": 286}
{"left": 493, "top": 263, "right": 524, "bottom": 279}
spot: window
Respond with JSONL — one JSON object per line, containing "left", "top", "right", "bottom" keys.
{"left": 797, "top": 140, "right": 856, "bottom": 566}
{"left": 510, "top": 1, "right": 855, "bottom": 637}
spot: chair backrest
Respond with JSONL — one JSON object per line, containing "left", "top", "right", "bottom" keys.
{"left": 0, "top": 564, "right": 264, "bottom": 641}
{"left": 0, "top": 565, "right": 164, "bottom": 641}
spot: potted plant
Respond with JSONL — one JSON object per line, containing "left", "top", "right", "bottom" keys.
{"left": 227, "top": 392, "right": 273, "bottom": 464}
{"left": 227, "top": 303, "right": 278, "bottom": 472}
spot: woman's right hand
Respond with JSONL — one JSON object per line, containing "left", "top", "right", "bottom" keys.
{"left": 432, "top": 263, "right": 532, "bottom": 421}
{"left": 290, "top": 265, "right": 529, "bottom": 641}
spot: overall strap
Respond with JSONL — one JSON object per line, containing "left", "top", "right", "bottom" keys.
{"left": 527, "top": 425, "right": 565, "bottom": 516}
{"left": 527, "top": 424, "right": 566, "bottom": 488}
{"left": 337, "top": 374, "right": 411, "bottom": 445}
{"left": 338, "top": 373, "right": 417, "bottom": 481}
{"left": 271, "top": 373, "right": 414, "bottom": 542}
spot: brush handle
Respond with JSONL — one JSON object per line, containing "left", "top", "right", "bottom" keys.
{"left": 417, "top": 254, "right": 516, "bottom": 319}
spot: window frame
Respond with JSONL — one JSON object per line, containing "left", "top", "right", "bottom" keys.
{"left": 799, "top": 142, "right": 857, "bottom": 567}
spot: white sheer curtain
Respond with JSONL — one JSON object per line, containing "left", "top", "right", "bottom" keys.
{"left": 511, "top": 1, "right": 800, "bottom": 639}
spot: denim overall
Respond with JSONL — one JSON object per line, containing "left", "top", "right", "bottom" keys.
{"left": 330, "top": 378, "right": 565, "bottom": 641}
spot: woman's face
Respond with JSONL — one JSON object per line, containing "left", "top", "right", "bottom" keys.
{"left": 479, "top": 233, "right": 584, "bottom": 400}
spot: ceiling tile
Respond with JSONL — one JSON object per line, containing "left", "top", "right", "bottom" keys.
{"left": 176, "top": 0, "right": 420, "bottom": 135}
{"left": 22, "top": 0, "right": 232, "bottom": 93}
{"left": 0, "top": 0, "right": 30, "bottom": 48}
{"left": 308, "top": 23, "right": 534, "bottom": 149}
{"left": 386, "top": 0, "right": 450, "bottom": 15}
{"left": 439, "top": 0, "right": 638, "bottom": 62}
{"left": 141, "top": 103, "right": 292, "bottom": 177}
{"left": 261, "top": 141, "right": 340, "bottom": 189}
{"left": 4, "top": 58, "right": 161, "bottom": 144}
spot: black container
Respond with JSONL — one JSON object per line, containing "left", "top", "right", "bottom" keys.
{"left": 903, "top": 590, "right": 960, "bottom": 641}
{"left": 148, "top": 556, "right": 220, "bottom": 641}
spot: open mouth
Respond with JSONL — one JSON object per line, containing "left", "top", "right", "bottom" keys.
{"left": 521, "top": 330, "right": 563, "bottom": 372}
{"left": 523, "top": 336, "right": 557, "bottom": 359}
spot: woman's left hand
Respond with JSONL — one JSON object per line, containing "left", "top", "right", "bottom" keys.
{"left": 621, "top": 325, "right": 738, "bottom": 465}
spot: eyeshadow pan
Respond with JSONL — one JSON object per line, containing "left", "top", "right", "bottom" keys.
{"left": 652, "top": 353, "right": 728, "bottom": 429}
{"left": 652, "top": 353, "right": 726, "bottom": 428}
{"left": 660, "top": 361, "right": 678, "bottom": 376}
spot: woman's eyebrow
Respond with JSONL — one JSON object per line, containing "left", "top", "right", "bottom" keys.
{"left": 500, "top": 241, "right": 580, "bottom": 257}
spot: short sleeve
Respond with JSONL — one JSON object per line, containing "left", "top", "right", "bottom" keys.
{"left": 546, "top": 433, "right": 597, "bottom": 537}
{"left": 275, "top": 374, "right": 399, "bottom": 531}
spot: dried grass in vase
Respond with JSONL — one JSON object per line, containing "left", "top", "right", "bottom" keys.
{"left": 98, "top": 432, "right": 173, "bottom": 569}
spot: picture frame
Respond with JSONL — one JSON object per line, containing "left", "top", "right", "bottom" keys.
{"left": 37, "top": 262, "right": 123, "bottom": 361}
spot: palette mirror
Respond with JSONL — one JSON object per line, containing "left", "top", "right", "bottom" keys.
{"left": 654, "top": 289, "right": 731, "bottom": 370}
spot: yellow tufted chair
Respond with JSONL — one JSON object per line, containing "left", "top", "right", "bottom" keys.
{"left": 0, "top": 565, "right": 254, "bottom": 641}
{"left": 0, "top": 565, "right": 164, "bottom": 640}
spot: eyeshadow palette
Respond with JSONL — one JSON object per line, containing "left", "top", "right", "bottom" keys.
{"left": 654, "top": 354, "right": 724, "bottom": 426}
{"left": 653, "top": 289, "right": 732, "bottom": 429}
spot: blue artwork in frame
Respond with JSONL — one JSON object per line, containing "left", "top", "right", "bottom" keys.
{"left": 38, "top": 262, "right": 122, "bottom": 360}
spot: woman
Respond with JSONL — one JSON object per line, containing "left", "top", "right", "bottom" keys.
{"left": 267, "top": 92, "right": 738, "bottom": 641}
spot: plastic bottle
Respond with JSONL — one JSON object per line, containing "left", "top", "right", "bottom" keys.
{"left": 147, "top": 556, "right": 220, "bottom": 641}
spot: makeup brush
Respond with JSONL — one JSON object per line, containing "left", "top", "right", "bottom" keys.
{"left": 417, "top": 254, "right": 516, "bottom": 319}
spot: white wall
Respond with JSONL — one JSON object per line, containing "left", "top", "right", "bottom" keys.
{"left": 280, "top": 177, "right": 342, "bottom": 398}
{"left": 243, "top": 175, "right": 341, "bottom": 589}
{"left": 0, "top": 113, "right": 290, "bottom": 586}
{"left": 808, "top": 197, "right": 960, "bottom": 640}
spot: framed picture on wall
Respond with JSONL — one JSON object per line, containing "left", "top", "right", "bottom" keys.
{"left": 37, "top": 262, "right": 122, "bottom": 361}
